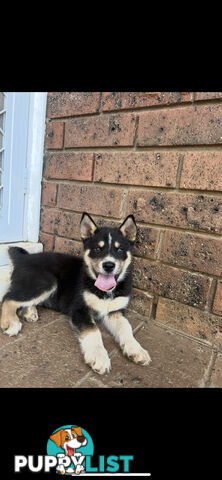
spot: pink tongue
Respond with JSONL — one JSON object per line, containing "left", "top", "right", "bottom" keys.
{"left": 94, "top": 274, "right": 116, "bottom": 291}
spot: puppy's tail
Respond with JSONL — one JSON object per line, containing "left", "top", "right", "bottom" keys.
{"left": 8, "top": 246, "right": 29, "bottom": 264}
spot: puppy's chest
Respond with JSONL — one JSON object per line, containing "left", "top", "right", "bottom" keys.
{"left": 83, "top": 290, "right": 129, "bottom": 317}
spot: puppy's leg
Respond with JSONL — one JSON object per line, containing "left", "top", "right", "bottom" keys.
{"left": 17, "top": 306, "right": 39, "bottom": 323}
{"left": 0, "top": 300, "right": 22, "bottom": 336}
{"left": 1, "top": 284, "right": 57, "bottom": 337}
{"left": 72, "top": 310, "right": 111, "bottom": 375}
{"left": 102, "top": 311, "right": 151, "bottom": 365}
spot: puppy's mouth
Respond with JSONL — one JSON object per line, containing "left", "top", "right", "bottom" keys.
{"left": 94, "top": 273, "right": 118, "bottom": 292}
{"left": 66, "top": 445, "right": 75, "bottom": 456}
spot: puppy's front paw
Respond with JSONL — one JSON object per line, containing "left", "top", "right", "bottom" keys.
{"left": 121, "top": 338, "right": 151, "bottom": 365}
{"left": 84, "top": 346, "right": 111, "bottom": 375}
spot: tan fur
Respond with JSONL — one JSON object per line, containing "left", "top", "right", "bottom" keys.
{"left": 98, "top": 241, "right": 105, "bottom": 247}
{"left": 115, "top": 241, "right": 120, "bottom": 248}
{"left": 84, "top": 249, "right": 97, "bottom": 280}
{"left": 0, "top": 300, "right": 20, "bottom": 330}
{"left": 79, "top": 324, "right": 98, "bottom": 339}
{"left": 18, "top": 306, "right": 38, "bottom": 322}
{"left": 0, "top": 285, "right": 57, "bottom": 336}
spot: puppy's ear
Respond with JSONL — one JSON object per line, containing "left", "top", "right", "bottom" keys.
{"left": 71, "top": 426, "right": 82, "bottom": 437}
{"left": 80, "top": 212, "right": 98, "bottom": 239}
{"left": 119, "top": 215, "right": 137, "bottom": 243}
{"left": 50, "top": 429, "right": 63, "bottom": 447}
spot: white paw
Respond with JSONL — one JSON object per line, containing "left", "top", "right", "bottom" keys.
{"left": 24, "top": 306, "right": 39, "bottom": 322}
{"left": 56, "top": 465, "right": 66, "bottom": 474}
{"left": 75, "top": 465, "right": 84, "bottom": 475}
{"left": 3, "top": 320, "right": 22, "bottom": 337}
{"left": 84, "top": 346, "right": 111, "bottom": 375}
{"left": 121, "top": 338, "right": 152, "bottom": 365}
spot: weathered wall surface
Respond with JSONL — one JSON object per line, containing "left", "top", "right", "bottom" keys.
{"left": 40, "top": 92, "right": 222, "bottom": 343}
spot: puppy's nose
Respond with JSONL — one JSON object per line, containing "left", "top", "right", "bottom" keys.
{"left": 103, "top": 261, "right": 115, "bottom": 273}
{"left": 77, "top": 435, "right": 85, "bottom": 443}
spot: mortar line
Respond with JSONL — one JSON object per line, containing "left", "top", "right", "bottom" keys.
{"left": 40, "top": 205, "right": 222, "bottom": 241}
{"left": 47, "top": 97, "right": 222, "bottom": 120}
{"left": 42, "top": 176, "right": 222, "bottom": 196}
{"left": 175, "top": 153, "right": 184, "bottom": 189}
{"left": 205, "top": 278, "right": 217, "bottom": 312}
{"left": 156, "top": 230, "right": 165, "bottom": 260}
{"left": 44, "top": 144, "right": 222, "bottom": 152}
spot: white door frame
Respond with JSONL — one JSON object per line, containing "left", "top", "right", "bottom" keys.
{"left": 0, "top": 92, "right": 47, "bottom": 300}
{"left": 23, "top": 92, "right": 47, "bottom": 241}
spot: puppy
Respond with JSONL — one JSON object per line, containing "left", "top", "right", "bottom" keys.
{"left": 50, "top": 426, "right": 87, "bottom": 475}
{"left": 0, "top": 213, "right": 151, "bottom": 374}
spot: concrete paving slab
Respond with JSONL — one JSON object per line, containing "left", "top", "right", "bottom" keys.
{"left": 81, "top": 314, "right": 214, "bottom": 388}
{"left": 0, "top": 307, "right": 216, "bottom": 388}
{"left": 0, "top": 306, "right": 61, "bottom": 349}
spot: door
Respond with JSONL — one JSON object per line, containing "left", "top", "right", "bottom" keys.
{"left": 0, "top": 92, "right": 30, "bottom": 242}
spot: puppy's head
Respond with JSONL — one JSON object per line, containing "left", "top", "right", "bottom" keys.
{"left": 50, "top": 426, "right": 87, "bottom": 455}
{"left": 80, "top": 212, "right": 137, "bottom": 291}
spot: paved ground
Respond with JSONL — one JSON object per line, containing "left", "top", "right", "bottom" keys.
{"left": 0, "top": 306, "right": 221, "bottom": 388}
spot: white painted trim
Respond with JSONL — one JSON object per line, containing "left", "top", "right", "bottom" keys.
{"left": 23, "top": 92, "right": 47, "bottom": 242}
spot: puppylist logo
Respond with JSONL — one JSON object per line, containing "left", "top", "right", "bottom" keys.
{"left": 14, "top": 424, "right": 151, "bottom": 477}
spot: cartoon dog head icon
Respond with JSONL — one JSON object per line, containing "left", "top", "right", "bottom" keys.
{"left": 50, "top": 426, "right": 87, "bottom": 457}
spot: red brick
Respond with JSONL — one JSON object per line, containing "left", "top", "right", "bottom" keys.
{"left": 137, "top": 104, "right": 222, "bottom": 146}
{"left": 180, "top": 151, "right": 222, "bottom": 191}
{"left": 102, "top": 92, "right": 191, "bottom": 111}
{"left": 57, "top": 183, "right": 123, "bottom": 218}
{"left": 43, "top": 152, "right": 93, "bottom": 181}
{"left": 64, "top": 113, "right": 136, "bottom": 147}
{"left": 195, "top": 92, "right": 222, "bottom": 101}
{"left": 134, "top": 225, "right": 160, "bottom": 259}
{"left": 39, "top": 232, "right": 54, "bottom": 252}
{"left": 94, "top": 152, "right": 179, "bottom": 188}
{"left": 41, "top": 182, "right": 57, "bottom": 206}
{"left": 55, "top": 237, "right": 83, "bottom": 256}
{"left": 45, "top": 122, "right": 64, "bottom": 149}
{"left": 126, "top": 189, "right": 222, "bottom": 235}
{"left": 160, "top": 230, "right": 222, "bottom": 276}
{"left": 212, "top": 281, "right": 222, "bottom": 315}
{"left": 47, "top": 92, "right": 101, "bottom": 118}
{"left": 132, "top": 257, "right": 211, "bottom": 309}
{"left": 129, "top": 288, "right": 153, "bottom": 317}
{"left": 40, "top": 208, "right": 81, "bottom": 239}
{"left": 156, "top": 297, "right": 222, "bottom": 343}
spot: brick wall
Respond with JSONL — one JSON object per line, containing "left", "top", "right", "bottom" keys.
{"left": 40, "top": 92, "right": 222, "bottom": 344}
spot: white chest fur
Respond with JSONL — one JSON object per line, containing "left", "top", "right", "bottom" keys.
{"left": 83, "top": 291, "right": 130, "bottom": 317}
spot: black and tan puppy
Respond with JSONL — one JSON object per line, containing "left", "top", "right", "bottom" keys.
{"left": 0, "top": 213, "right": 151, "bottom": 374}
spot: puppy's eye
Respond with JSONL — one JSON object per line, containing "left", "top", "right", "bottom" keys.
{"left": 65, "top": 436, "right": 69, "bottom": 440}
{"left": 94, "top": 247, "right": 103, "bottom": 253}
{"left": 117, "top": 247, "right": 124, "bottom": 253}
